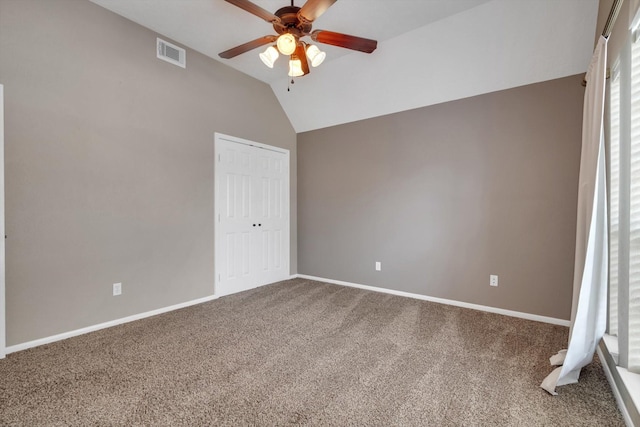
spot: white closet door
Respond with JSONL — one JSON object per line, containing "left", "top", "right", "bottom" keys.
{"left": 253, "top": 149, "right": 288, "bottom": 285}
{"left": 216, "top": 139, "right": 255, "bottom": 295}
{"left": 215, "top": 134, "right": 289, "bottom": 297}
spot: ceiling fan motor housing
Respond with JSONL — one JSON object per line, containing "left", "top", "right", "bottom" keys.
{"left": 274, "top": 6, "right": 311, "bottom": 37}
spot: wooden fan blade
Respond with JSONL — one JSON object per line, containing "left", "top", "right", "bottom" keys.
{"left": 224, "top": 0, "right": 282, "bottom": 24}
{"left": 219, "top": 36, "right": 276, "bottom": 59}
{"left": 311, "top": 30, "right": 377, "bottom": 53}
{"left": 294, "top": 44, "right": 310, "bottom": 76}
{"left": 298, "top": 0, "right": 337, "bottom": 24}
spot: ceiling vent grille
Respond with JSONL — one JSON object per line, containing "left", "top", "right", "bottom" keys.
{"left": 157, "top": 38, "right": 186, "bottom": 68}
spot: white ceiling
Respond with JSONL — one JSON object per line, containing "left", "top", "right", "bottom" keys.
{"left": 89, "top": 0, "right": 599, "bottom": 132}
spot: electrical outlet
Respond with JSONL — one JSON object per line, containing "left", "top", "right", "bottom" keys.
{"left": 490, "top": 275, "right": 498, "bottom": 287}
{"left": 375, "top": 262, "right": 381, "bottom": 271}
{"left": 113, "top": 282, "right": 122, "bottom": 296}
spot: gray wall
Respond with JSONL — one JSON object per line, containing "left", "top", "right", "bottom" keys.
{"left": 0, "top": 0, "right": 296, "bottom": 346}
{"left": 298, "top": 75, "right": 584, "bottom": 320}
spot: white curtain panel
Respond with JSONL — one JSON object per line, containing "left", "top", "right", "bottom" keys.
{"left": 541, "top": 36, "right": 609, "bottom": 395}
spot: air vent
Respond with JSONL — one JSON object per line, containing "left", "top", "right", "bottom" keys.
{"left": 157, "top": 38, "right": 186, "bottom": 68}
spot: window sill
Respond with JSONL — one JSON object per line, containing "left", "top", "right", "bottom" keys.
{"left": 600, "top": 334, "right": 640, "bottom": 425}
{"left": 603, "top": 334, "right": 620, "bottom": 364}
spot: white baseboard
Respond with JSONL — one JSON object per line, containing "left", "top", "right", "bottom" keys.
{"left": 5, "top": 294, "right": 218, "bottom": 355}
{"left": 5, "top": 275, "right": 569, "bottom": 355}
{"left": 295, "top": 274, "right": 571, "bottom": 327}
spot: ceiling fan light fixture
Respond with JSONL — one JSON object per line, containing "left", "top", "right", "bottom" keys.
{"left": 218, "top": 0, "right": 378, "bottom": 84}
{"left": 276, "top": 33, "right": 297, "bottom": 55}
{"left": 259, "top": 45, "right": 279, "bottom": 68}
{"left": 305, "top": 44, "right": 326, "bottom": 67}
{"left": 288, "top": 58, "right": 304, "bottom": 77}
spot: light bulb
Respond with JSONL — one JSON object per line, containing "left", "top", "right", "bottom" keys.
{"left": 288, "top": 58, "right": 304, "bottom": 77}
{"left": 305, "top": 44, "right": 326, "bottom": 67}
{"left": 259, "top": 46, "right": 279, "bottom": 68}
{"left": 277, "top": 33, "right": 297, "bottom": 55}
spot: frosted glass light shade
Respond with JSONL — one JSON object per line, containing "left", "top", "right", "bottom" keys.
{"left": 305, "top": 44, "right": 326, "bottom": 67}
{"left": 259, "top": 46, "right": 279, "bottom": 68}
{"left": 288, "top": 58, "right": 304, "bottom": 77}
{"left": 276, "top": 33, "right": 297, "bottom": 55}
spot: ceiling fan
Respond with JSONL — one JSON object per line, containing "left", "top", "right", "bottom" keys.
{"left": 219, "top": 0, "right": 377, "bottom": 78}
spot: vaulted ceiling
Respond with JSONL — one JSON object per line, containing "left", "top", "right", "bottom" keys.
{"left": 89, "top": 0, "right": 599, "bottom": 132}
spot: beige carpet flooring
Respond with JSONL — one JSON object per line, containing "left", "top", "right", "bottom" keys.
{"left": 0, "top": 278, "right": 625, "bottom": 426}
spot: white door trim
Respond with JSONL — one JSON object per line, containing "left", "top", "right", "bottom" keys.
{"left": 1, "top": 84, "right": 6, "bottom": 359}
{"left": 213, "top": 132, "right": 290, "bottom": 297}
{"left": 215, "top": 132, "right": 289, "bottom": 155}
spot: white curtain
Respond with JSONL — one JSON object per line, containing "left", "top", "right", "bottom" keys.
{"left": 541, "top": 36, "right": 609, "bottom": 395}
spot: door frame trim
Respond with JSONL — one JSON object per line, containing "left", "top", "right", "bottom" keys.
{"left": 1, "top": 84, "right": 6, "bottom": 359}
{"left": 213, "top": 132, "right": 290, "bottom": 297}
{"left": 215, "top": 132, "right": 289, "bottom": 155}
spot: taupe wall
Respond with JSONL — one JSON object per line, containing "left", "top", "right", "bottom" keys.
{"left": 0, "top": 0, "right": 296, "bottom": 345}
{"left": 298, "top": 75, "right": 584, "bottom": 320}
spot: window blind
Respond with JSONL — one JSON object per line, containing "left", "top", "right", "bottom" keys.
{"left": 627, "top": 32, "right": 640, "bottom": 372}
{"left": 610, "top": 67, "right": 621, "bottom": 337}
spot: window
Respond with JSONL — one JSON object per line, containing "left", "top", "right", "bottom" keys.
{"left": 628, "top": 28, "right": 640, "bottom": 371}
{"left": 608, "top": 11, "right": 640, "bottom": 373}
{"left": 609, "top": 63, "right": 620, "bottom": 337}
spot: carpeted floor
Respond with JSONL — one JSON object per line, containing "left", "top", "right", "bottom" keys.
{"left": 0, "top": 278, "right": 624, "bottom": 426}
